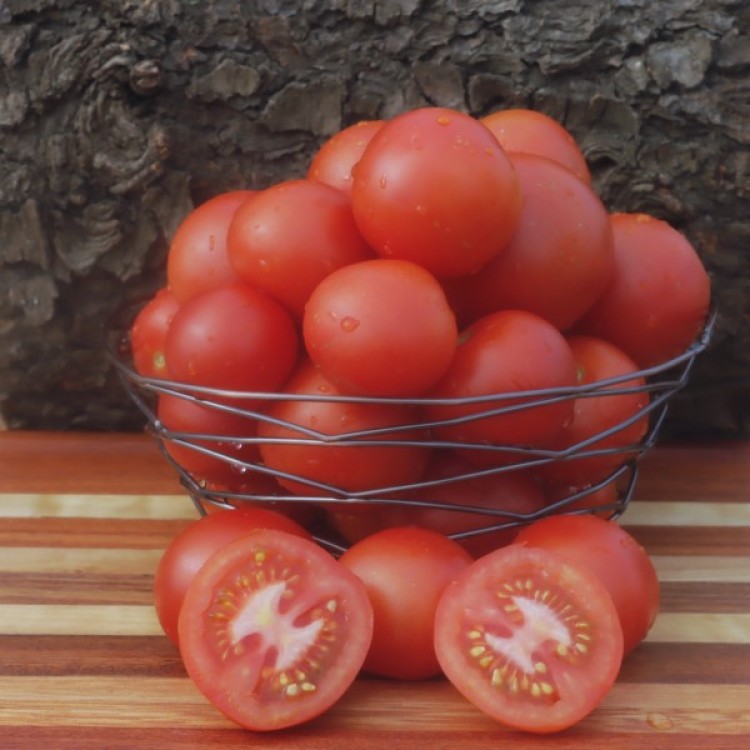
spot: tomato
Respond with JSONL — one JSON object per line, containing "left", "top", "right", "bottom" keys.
{"left": 167, "top": 191, "right": 254, "bottom": 303}
{"left": 543, "top": 478, "right": 622, "bottom": 519}
{"left": 178, "top": 530, "right": 373, "bottom": 730}
{"left": 307, "top": 120, "right": 384, "bottom": 196}
{"left": 303, "top": 259, "right": 458, "bottom": 397}
{"left": 515, "top": 514, "right": 660, "bottom": 655}
{"left": 129, "top": 287, "right": 179, "bottom": 379}
{"left": 227, "top": 179, "right": 373, "bottom": 318}
{"left": 155, "top": 393, "right": 261, "bottom": 487}
{"left": 257, "top": 359, "right": 430, "bottom": 496}
{"left": 154, "top": 508, "right": 311, "bottom": 646}
{"left": 426, "top": 310, "right": 578, "bottom": 462}
{"left": 443, "top": 153, "right": 614, "bottom": 331}
{"left": 481, "top": 108, "right": 591, "bottom": 183}
{"left": 351, "top": 106, "right": 522, "bottom": 278}
{"left": 538, "top": 336, "right": 650, "bottom": 488}
{"left": 339, "top": 527, "right": 473, "bottom": 680}
{"left": 164, "top": 283, "right": 299, "bottom": 396}
{"left": 574, "top": 212, "right": 711, "bottom": 368}
{"left": 434, "top": 544, "right": 623, "bottom": 733}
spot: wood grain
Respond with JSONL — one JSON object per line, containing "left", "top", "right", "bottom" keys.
{"left": 0, "top": 431, "right": 748, "bottom": 748}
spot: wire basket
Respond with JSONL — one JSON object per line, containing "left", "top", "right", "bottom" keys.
{"left": 105, "top": 302, "right": 715, "bottom": 554}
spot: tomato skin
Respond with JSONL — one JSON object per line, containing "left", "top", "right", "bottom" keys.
{"left": 351, "top": 106, "right": 522, "bottom": 278}
{"left": 307, "top": 120, "right": 384, "bottom": 196}
{"left": 443, "top": 154, "right": 614, "bottom": 331}
{"left": 339, "top": 527, "right": 473, "bottom": 680}
{"left": 574, "top": 212, "right": 711, "bottom": 368}
{"left": 129, "top": 287, "right": 180, "bottom": 379}
{"left": 538, "top": 335, "right": 650, "bottom": 488}
{"left": 434, "top": 544, "right": 623, "bottom": 733}
{"left": 227, "top": 179, "right": 373, "bottom": 318}
{"left": 426, "top": 310, "right": 578, "bottom": 459}
{"left": 164, "top": 283, "right": 299, "bottom": 396}
{"left": 515, "top": 514, "right": 660, "bottom": 655}
{"left": 178, "top": 530, "right": 373, "bottom": 731}
{"left": 167, "top": 191, "right": 254, "bottom": 303}
{"left": 257, "top": 359, "right": 430, "bottom": 496}
{"left": 303, "top": 259, "right": 458, "bottom": 397}
{"left": 153, "top": 508, "right": 311, "bottom": 646}
{"left": 481, "top": 108, "right": 591, "bottom": 183}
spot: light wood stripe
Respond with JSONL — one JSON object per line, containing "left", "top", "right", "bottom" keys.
{"left": 621, "top": 502, "right": 750, "bottom": 527}
{"left": 0, "top": 677, "right": 748, "bottom": 734}
{"left": 0, "top": 548, "right": 162, "bottom": 575}
{"left": 646, "top": 613, "right": 750, "bottom": 644}
{"left": 652, "top": 556, "right": 750, "bottom": 583}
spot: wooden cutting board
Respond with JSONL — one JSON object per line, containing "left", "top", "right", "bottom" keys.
{"left": 0, "top": 432, "right": 748, "bottom": 749}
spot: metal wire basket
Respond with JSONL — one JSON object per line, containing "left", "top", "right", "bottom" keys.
{"left": 105, "top": 302, "right": 715, "bottom": 554}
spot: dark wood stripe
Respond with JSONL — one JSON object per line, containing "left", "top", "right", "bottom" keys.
{"left": 659, "top": 582, "right": 750, "bottom": 614}
{"left": 625, "top": 525, "right": 750, "bottom": 556}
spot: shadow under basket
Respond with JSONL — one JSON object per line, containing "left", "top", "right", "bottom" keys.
{"left": 105, "top": 306, "right": 715, "bottom": 555}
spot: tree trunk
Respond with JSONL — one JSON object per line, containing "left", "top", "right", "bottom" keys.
{"left": 1, "top": 0, "right": 748, "bottom": 436}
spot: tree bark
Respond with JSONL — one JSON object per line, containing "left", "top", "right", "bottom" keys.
{"left": 1, "top": 0, "right": 748, "bottom": 436}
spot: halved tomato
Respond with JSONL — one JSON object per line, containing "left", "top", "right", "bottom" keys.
{"left": 434, "top": 544, "right": 623, "bottom": 733}
{"left": 178, "top": 529, "right": 373, "bottom": 731}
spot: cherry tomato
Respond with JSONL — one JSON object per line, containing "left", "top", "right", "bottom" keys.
{"left": 351, "top": 106, "right": 522, "bottom": 278}
{"left": 339, "top": 527, "right": 473, "bottom": 680}
{"left": 574, "top": 212, "right": 711, "bottom": 368}
{"left": 426, "top": 310, "right": 578, "bottom": 461}
{"left": 307, "top": 120, "right": 384, "bottom": 196}
{"left": 164, "top": 283, "right": 298, "bottom": 396}
{"left": 258, "top": 359, "right": 430, "bottom": 496}
{"left": 129, "top": 287, "right": 179, "bottom": 379}
{"left": 443, "top": 153, "right": 614, "bottom": 331}
{"left": 538, "top": 335, "right": 650, "bottom": 488}
{"left": 154, "top": 508, "right": 311, "bottom": 646}
{"left": 303, "top": 259, "right": 458, "bottom": 397}
{"left": 481, "top": 108, "right": 591, "bottom": 183}
{"left": 543, "top": 478, "right": 622, "bottom": 519}
{"left": 515, "top": 514, "right": 660, "bottom": 655}
{"left": 434, "top": 544, "right": 623, "bottom": 733}
{"left": 178, "top": 530, "right": 373, "bottom": 730}
{"left": 167, "top": 191, "right": 254, "bottom": 303}
{"left": 227, "top": 179, "right": 373, "bottom": 318}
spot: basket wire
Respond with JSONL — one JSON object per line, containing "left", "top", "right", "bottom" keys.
{"left": 105, "top": 302, "right": 715, "bottom": 554}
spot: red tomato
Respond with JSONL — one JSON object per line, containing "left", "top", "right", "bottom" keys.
{"left": 167, "top": 191, "right": 254, "bottom": 303}
{"left": 538, "top": 336, "right": 650, "bottom": 488}
{"left": 515, "top": 514, "right": 660, "bottom": 656}
{"left": 178, "top": 530, "right": 373, "bottom": 730}
{"left": 156, "top": 393, "right": 260, "bottom": 487}
{"left": 164, "top": 283, "right": 298, "bottom": 396}
{"left": 574, "top": 212, "right": 711, "bottom": 367}
{"left": 426, "top": 310, "right": 578, "bottom": 461}
{"left": 434, "top": 544, "right": 623, "bottom": 733}
{"left": 481, "top": 108, "right": 591, "bottom": 183}
{"left": 543, "top": 478, "right": 622, "bottom": 519}
{"left": 443, "top": 154, "right": 614, "bottom": 331}
{"left": 351, "top": 106, "right": 522, "bottom": 278}
{"left": 339, "top": 527, "right": 473, "bottom": 680}
{"left": 154, "top": 508, "right": 311, "bottom": 646}
{"left": 129, "top": 287, "right": 179, "bottom": 379}
{"left": 303, "top": 259, "right": 458, "bottom": 397}
{"left": 258, "top": 359, "right": 430, "bottom": 496}
{"left": 227, "top": 179, "right": 373, "bottom": 318}
{"left": 307, "top": 120, "right": 384, "bottom": 196}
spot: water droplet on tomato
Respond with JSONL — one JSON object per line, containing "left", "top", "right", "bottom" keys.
{"left": 437, "top": 115, "right": 451, "bottom": 126}
{"left": 379, "top": 175, "right": 388, "bottom": 189}
{"left": 340, "top": 316, "right": 360, "bottom": 332}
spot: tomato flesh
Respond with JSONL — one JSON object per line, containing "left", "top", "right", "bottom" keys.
{"left": 434, "top": 544, "right": 623, "bottom": 733}
{"left": 178, "top": 530, "right": 373, "bottom": 731}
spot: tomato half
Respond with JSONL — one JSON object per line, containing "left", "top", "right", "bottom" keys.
{"left": 154, "top": 508, "right": 311, "bottom": 646}
{"left": 178, "top": 530, "right": 373, "bottom": 730}
{"left": 303, "top": 258, "right": 458, "bottom": 397}
{"left": 351, "top": 106, "right": 521, "bottom": 278}
{"left": 574, "top": 212, "right": 711, "bottom": 368}
{"left": 434, "top": 544, "right": 623, "bottom": 733}
{"left": 129, "top": 287, "right": 180, "bottom": 379}
{"left": 339, "top": 527, "right": 473, "bottom": 680}
{"left": 167, "top": 191, "right": 254, "bottom": 303}
{"left": 515, "top": 514, "right": 660, "bottom": 655}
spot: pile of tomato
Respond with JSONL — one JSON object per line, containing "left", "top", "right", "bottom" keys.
{"left": 128, "top": 105, "right": 711, "bottom": 733}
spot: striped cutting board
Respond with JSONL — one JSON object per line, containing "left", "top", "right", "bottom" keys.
{"left": 0, "top": 432, "right": 748, "bottom": 749}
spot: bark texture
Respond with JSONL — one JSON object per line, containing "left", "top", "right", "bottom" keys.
{"left": 1, "top": 0, "right": 748, "bottom": 435}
